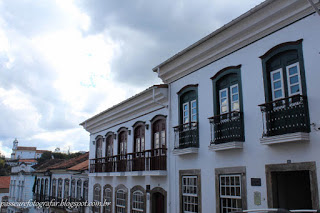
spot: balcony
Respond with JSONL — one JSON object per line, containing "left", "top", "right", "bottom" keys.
{"left": 89, "top": 148, "right": 167, "bottom": 176}
{"left": 208, "top": 111, "right": 244, "bottom": 151}
{"left": 173, "top": 122, "right": 199, "bottom": 155}
{"left": 259, "top": 95, "right": 310, "bottom": 145}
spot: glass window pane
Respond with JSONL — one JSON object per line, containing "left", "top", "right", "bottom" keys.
{"left": 273, "top": 81, "right": 282, "bottom": 89}
{"left": 184, "top": 104, "right": 188, "bottom": 110}
{"left": 289, "top": 66, "right": 298, "bottom": 75}
{"left": 192, "top": 101, "right": 196, "bottom": 108}
{"left": 272, "top": 72, "right": 280, "bottom": 80}
{"left": 291, "top": 85, "right": 300, "bottom": 94}
{"left": 232, "top": 102, "right": 239, "bottom": 111}
{"left": 192, "top": 108, "right": 197, "bottom": 114}
{"left": 221, "top": 90, "right": 227, "bottom": 98}
{"left": 274, "top": 90, "right": 283, "bottom": 99}
{"left": 221, "top": 106, "right": 228, "bottom": 113}
{"left": 290, "top": 75, "right": 298, "bottom": 84}
{"left": 192, "top": 115, "right": 197, "bottom": 122}
{"left": 231, "top": 85, "right": 238, "bottom": 94}
{"left": 221, "top": 98, "right": 227, "bottom": 106}
{"left": 232, "top": 94, "right": 239, "bottom": 101}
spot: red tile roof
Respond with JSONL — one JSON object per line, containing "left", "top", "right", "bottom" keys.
{"left": 48, "top": 153, "right": 89, "bottom": 170}
{"left": 16, "top": 146, "right": 36, "bottom": 151}
{"left": 67, "top": 160, "right": 89, "bottom": 171}
{"left": 18, "top": 159, "right": 37, "bottom": 163}
{"left": 0, "top": 176, "right": 10, "bottom": 189}
{"left": 33, "top": 159, "right": 65, "bottom": 173}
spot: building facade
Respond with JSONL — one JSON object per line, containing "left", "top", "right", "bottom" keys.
{"left": 10, "top": 139, "right": 48, "bottom": 160}
{"left": 81, "top": 0, "right": 320, "bottom": 212}
{"left": 81, "top": 85, "right": 169, "bottom": 213}
{"left": 152, "top": 0, "right": 320, "bottom": 212}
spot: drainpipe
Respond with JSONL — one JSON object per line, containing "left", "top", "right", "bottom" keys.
{"left": 306, "top": 0, "right": 320, "bottom": 16}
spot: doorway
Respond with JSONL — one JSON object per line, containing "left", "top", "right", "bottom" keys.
{"left": 271, "top": 170, "right": 312, "bottom": 209}
{"left": 152, "top": 192, "right": 165, "bottom": 213}
{"left": 266, "top": 162, "right": 319, "bottom": 210}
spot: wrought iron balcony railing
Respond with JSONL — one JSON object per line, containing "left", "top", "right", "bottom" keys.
{"left": 173, "top": 122, "right": 199, "bottom": 149}
{"left": 89, "top": 148, "right": 167, "bottom": 173}
{"left": 259, "top": 95, "right": 310, "bottom": 137}
{"left": 209, "top": 111, "right": 244, "bottom": 144}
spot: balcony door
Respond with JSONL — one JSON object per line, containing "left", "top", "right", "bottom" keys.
{"left": 105, "top": 134, "right": 114, "bottom": 172}
{"left": 117, "top": 130, "right": 127, "bottom": 172}
{"left": 133, "top": 124, "right": 145, "bottom": 171}
{"left": 152, "top": 117, "right": 166, "bottom": 170}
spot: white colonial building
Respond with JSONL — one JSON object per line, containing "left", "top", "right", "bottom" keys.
{"left": 8, "top": 161, "right": 36, "bottom": 213}
{"left": 81, "top": 85, "right": 169, "bottom": 213}
{"left": 82, "top": 0, "right": 320, "bottom": 212}
{"left": 152, "top": 0, "right": 320, "bottom": 212}
{"left": 10, "top": 139, "right": 48, "bottom": 160}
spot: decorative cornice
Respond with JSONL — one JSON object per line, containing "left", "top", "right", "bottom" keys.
{"left": 153, "top": 0, "right": 317, "bottom": 83}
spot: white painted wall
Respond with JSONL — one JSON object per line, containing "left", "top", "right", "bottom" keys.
{"left": 168, "top": 13, "right": 320, "bottom": 213}
{"left": 89, "top": 107, "right": 169, "bottom": 213}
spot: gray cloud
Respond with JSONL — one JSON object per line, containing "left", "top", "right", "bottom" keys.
{"left": 76, "top": 0, "right": 265, "bottom": 86}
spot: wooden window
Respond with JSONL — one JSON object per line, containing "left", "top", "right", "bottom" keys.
{"left": 57, "top": 179, "right": 62, "bottom": 199}
{"left": 219, "top": 175, "right": 242, "bottom": 213}
{"left": 83, "top": 180, "right": 88, "bottom": 201}
{"left": 134, "top": 124, "right": 145, "bottom": 153}
{"left": 106, "top": 134, "right": 114, "bottom": 157}
{"left": 71, "top": 179, "right": 76, "bottom": 199}
{"left": 286, "top": 62, "right": 302, "bottom": 96}
{"left": 64, "top": 179, "right": 70, "bottom": 199}
{"left": 270, "top": 69, "right": 285, "bottom": 100}
{"left": 76, "top": 179, "right": 82, "bottom": 200}
{"left": 93, "top": 184, "right": 101, "bottom": 213}
{"left": 152, "top": 118, "right": 166, "bottom": 149}
{"left": 118, "top": 130, "right": 127, "bottom": 155}
{"left": 44, "top": 179, "right": 48, "bottom": 196}
{"left": 219, "top": 88, "right": 229, "bottom": 114}
{"left": 103, "top": 186, "right": 112, "bottom": 213}
{"left": 116, "top": 189, "right": 126, "bottom": 213}
{"left": 132, "top": 190, "right": 144, "bottom": 213}
{"left": 182, "top": 176, "right": 198, "bottom": 213}
{"left": 52, "top": 179, "right": 56, "bottom": 197}
{"left": 96, "top": 136, "right": 103, "bottom": 158}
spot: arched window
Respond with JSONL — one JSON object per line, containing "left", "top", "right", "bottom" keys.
{"left": 118, "top": 129, "right": 127, "bottom": 155}
{"left": 130, "top": 186, "right": 146, "bottom": 213}
{"left": 52, "top": 179, "right": 56, "bottom": 197}
{"left": 116, "top": 189, "right": 126, "bottom": 212}
{"left": 103, "top": 185, "right": 113, "bottom": 213}
{"left": 95, "top": 136, "right": 103, "bottom": 158}
{"left": 44, "top": 179, "right": 48, "bottom": 197}
{"left": 36, "top": 179, "right": 40, "bottom": 195}
{"left": 210, "top": 65, "right": 244, "bottom": 144}
{"left": 115, "top": 185, "right": 128, "bottom": 213}
{"left": 76, "top": 179, "right": 82, "bottom": 200}
{"left": 93, "top": 184, "right": 101, "bottom": 213}
{"left": 105, "top": 133, "right": 114, "bottom": 157}
{"left": 57, "top": 179, "right": 63, "bottom": 199}
{"left": 83, "top": 180, "right": 88, "bottom": 201}
{"left": 133, "top": 122, "right": 145, "bottom": 153}
{"left": 259, "top": 40, "right": 310, "bottom": 137}
{"left": 40, "top": 179, "right": 44, "bottom": 197}
{"left": 151, "top": 116, "right": 166, "bottom": 150}
{"left": 175, "top": 85, "right": 199, "bottom": 149}
{"left": 64, "top": 179, "right": 70, "bottom": 199}
{"left": 71, "top": 179, "right": 76, "bottom": 199}
{"left": 132, "top": 191, "right": 144, "bottom": 213}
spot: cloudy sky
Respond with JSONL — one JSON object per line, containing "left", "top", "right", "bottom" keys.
{"left": 0, "top": 0, "right": 265, "bottom": 157}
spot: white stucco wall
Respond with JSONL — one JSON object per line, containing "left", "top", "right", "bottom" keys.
{"left": 168, "top": 13, "right": 320, "bottom": 212}
{"left": 89, "top": 106, "right": 169, "bottom": 213}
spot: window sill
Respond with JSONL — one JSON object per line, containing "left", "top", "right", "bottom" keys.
{"left": 260, "top": 132, "right": 309, "bottom": 145}
{"left": 172, "top": 147, "right": 199, "bottom": 155}
{"left": 208, "top": 142, "right": 243, "bottom": 151}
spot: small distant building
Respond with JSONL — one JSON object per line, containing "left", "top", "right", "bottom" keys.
{"left": 10, "top": 139, "right": 49, "bottom": 160}
{"left": 8, "top": 160, "right": 35, "bottom": 213}
{"left": 0, "top": 176, "right": 10, "bottom": 213}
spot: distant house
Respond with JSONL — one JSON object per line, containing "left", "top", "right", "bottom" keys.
{"left": 10, "top": 138, "right": 49, "bottom": 161}
{"left": 0, "top": 176, "right": 10, "bottom": 213}
{"left": 32, "top": 152, "right": 89, "bottom": 213}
